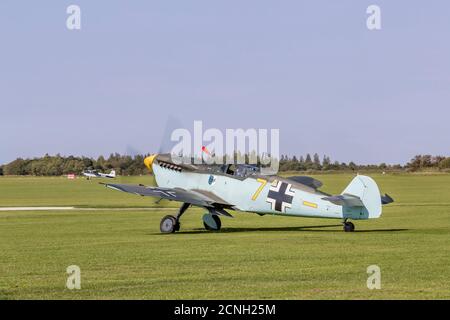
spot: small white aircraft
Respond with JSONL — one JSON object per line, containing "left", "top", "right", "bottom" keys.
{"left": 82, "top": 169, "right": 116, "bottom": 180}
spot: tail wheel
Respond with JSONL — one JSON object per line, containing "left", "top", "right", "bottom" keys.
{"left": 343, "top": 221, "right": 355, "bottom": 232}
{"left": 160, "top": 215, "right": 178, "bottom": 233}
{"left": 203, "top": 214, "right": 222, "bottom": 231}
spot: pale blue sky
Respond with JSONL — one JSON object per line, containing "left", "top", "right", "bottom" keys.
{"left": 1, "top": 1, "right": 449, "bottom": 165}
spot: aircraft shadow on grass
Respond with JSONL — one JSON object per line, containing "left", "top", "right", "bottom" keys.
{"left": 151, "top": 225, "right": 409, "bottom": 235}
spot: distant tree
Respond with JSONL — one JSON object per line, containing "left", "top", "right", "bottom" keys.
{"left": 407, "top": 154, "right": 444, "bottom": 171}
{"left": 31, "top": 159, "right": 46, "bottom": 176}
{"left": 313, "top": 153, "right": 322, "bottom": 170}
{"left": 407, "top": 155, "right": 422, "bottom": 171}
{"left": 439, "top": 157, "right": 450, "bottom": 169}
{"left": 433, "top": 156, "right": 446, "bottom": 166}
{"left": 348, "top": 161, "right": 357, "bottom": 171}
{"left": 420, "top": 155, "right": 433, "bottom": 168}
{"left": 304, "top": 153, "right": 313, "bottom": 169}
{"left": 322, "top": 155, "right": 331, "bottom": 170}
{"left": 95, "top": 155, "right": 106, "bottom": 171}
{"left": 4, "top": 158, "right": 29, "bottom": 175}
{"left": 331, "top": 161, "right": 341, "bottom": 170}
{"left": 305, "top": 154, "right": 312, "bottom": 164}
{"left": 1, "top": 152, "right": 440, "bottom": 175}
{"left": 82, "top": 157, "right": 94, "bottom": 169}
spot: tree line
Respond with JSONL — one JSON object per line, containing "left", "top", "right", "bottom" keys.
{"left": 0, "top": 154, "right": 147, "bottom": 176}
{"left": 0, "top": 153, "right": 449, "bottom": 176}
{"left": 279, "top": 154, "right": 450, "bottom": 172}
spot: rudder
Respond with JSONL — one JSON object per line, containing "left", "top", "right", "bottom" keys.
{"left": 342, "top": 175, "right": 382, "bottom": 219}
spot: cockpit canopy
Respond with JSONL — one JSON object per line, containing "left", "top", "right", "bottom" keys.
{"left": 222, "top": 164, "right": 260, "bottom": 177}
{"left": 155, "top": 154, "right": 263, "bottom": 178}
{"left": 199, "top": 163, "right": 260, "bottom": 178}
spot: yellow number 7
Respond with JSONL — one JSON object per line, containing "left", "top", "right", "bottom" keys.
{"left": 252, "top": 178, "right": 267, "bottom": 201}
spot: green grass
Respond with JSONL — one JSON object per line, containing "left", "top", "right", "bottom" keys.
{"left": 0, "top": 175, "right": 173, "bottom": 208}
{"left": 0, "top": 174, "right": 449, "bottom": 299}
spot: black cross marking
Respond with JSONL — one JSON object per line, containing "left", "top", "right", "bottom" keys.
{"left": 266, "top": 181, "right": 295, "bottom": 212}
{"left": 146, "top": 187, "right": 177, "bottom": 198}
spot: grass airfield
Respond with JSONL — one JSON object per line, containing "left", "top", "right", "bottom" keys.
{"left": 0, "top": 173, "right": 449, "bottom": 299}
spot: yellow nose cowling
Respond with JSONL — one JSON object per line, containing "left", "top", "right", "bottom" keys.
{"left": 144, "top": 154, "right": 157, "bottom": 172}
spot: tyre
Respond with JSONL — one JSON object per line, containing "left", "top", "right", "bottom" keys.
{"left": 202, "top": 214, "right": 222, "bottom": 231}
{"left": 343, "top": 221, "right": 355, "bottom": 232}
{"left": 160, "top": 215, "right": 177, "bottom": 233}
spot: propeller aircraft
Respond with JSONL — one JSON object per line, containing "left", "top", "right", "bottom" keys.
{"left": 83, "top": 169, "right": 116, "bottom": 180}
{"left": 102, "top": 153, "right": 393, "bottom": 233}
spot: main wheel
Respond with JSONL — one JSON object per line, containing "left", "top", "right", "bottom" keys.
{"left": 343, "top": 221, "right": 355, "bottom": 232}
{"left": 160, "top": 215, "right": 178, "bottom": 233}
{"left": 203, "top": 214, "right": 221, "bottom": 231}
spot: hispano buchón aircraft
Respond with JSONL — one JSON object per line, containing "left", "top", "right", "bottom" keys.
{"left": 103, "top": 154, "right": 393, "bottom": 233}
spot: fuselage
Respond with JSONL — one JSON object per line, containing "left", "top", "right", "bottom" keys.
{"left": 151, "top": 163, "right": 363, "bottom": 220}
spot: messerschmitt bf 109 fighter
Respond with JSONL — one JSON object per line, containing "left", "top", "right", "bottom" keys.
{"left": 102, "top": 154, "right": 393, "bottom": 233}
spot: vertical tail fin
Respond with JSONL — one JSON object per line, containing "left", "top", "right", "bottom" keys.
{"left": 342, "top": 175, "right": 382, "bottom": 218}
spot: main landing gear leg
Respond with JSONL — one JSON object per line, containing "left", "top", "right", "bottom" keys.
{"left": 160, "top": 203, "right": 190, "bottom": 233}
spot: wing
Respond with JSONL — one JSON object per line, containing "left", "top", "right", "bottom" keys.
{"left": 322, "top": 194, "right": 364, "bottom": 207}
{"left": 101, "top": 183, "right": 233, "bottom": 208}
{"left": 286, "top": 176, "right": 323, "bottom": 189}
{"left": 322, "top": 193, "right": 394, "bottom": 207}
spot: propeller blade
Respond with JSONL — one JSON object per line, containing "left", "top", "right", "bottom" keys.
{"left": 158, "top": 115, "right": 185, "bottom": 154}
